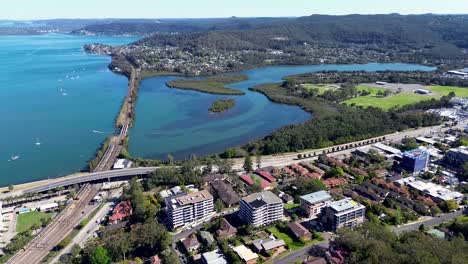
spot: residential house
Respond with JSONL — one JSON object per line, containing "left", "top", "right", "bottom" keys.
{"left": 200, "top": 231, "right": 215, "bottom": 246}
{"left": 233, "top": 245, "right": 259, "bottom": 264}
{"left": 211, "top": 180, "right": 240, "bottom": 207}
{"left": 109, "top": 201, "right": 133, "bottom": 225}
{"left": 182, "top": 235, "right": 200, "bottom": 252}
{"left": 288, "top": 222, "right": 312, "bottom": 240}
{"left": 202, "top": 249, "right": 228, "bottom": 264}
{"left": 216, "top": 218, "right": 237, "bottom": 237}
{"left": 255, "top": 170, "right": 277, "bottom": 183}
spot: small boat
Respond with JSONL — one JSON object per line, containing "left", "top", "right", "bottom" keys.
{"left": 35, "top": 138, "right": 41, "bottom": 146}
{"left": 11, "top": 155, "right": 20, "bottom": 161}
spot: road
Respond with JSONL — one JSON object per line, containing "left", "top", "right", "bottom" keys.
{"left": 7, "top": 184, "right": 99, "bottom": 264}
{"left": 0, "top": 167, "right": 157, "bottom": 199}
{"left": 272, "top": 234, "right": 330, "bottom": 264}
{"left": 232, "top": 124, "right": 445, "bottom": 170}
{"left": 393, "top": 210, "right": 464, "bottom": 233}
{"left": 49, "top": 188, "right": 123, "bottom": 264}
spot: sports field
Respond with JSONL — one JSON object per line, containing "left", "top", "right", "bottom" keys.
{"left": 426, "top": 86, "right": 468, "bottom": 97}
{"left": 343, "top": 93, "right": 439, "bottom": 110}
{"left": 16, "top": 211, "right": 52, "bottom": 233}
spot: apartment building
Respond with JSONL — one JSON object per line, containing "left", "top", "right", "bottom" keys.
{"left": 166, "top": 190, "right": 214, "bottom": 229}
{"left": 300, "top": 190, "right": 333, "bottom": 218}
{"left": 239, "top": 191, "right": 283, "bottom": 227}
{"left": 320, "top": 198, "right": 365, "bottom": 231}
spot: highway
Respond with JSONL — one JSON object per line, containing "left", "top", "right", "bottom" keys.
{"left": 0, "top": 167, "right": 157, "bottom": 199}
{"left": 7, "top": 184, "right": 99, "bottom": 264}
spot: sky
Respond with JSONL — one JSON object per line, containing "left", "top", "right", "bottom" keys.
{"left": 1, "top": 0, "right": 468, "bottom": 20}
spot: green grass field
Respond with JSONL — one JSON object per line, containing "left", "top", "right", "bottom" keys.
{"left": 16, "top": 211, "right": 52, "bottom": 233}
{"left": 284, "top": 203, "right": 300, "bottom": 210}
{"left": 268, "top": 227, "right": 305, "bottom": 251}
{"left": 343, "top": 93, "right": 439, "bottom": 110}
{"left": 426, "top": 86, "right": 468, "bottom": 97}
{"left": 302, "top": 84, "right": 330, "bottom": 94}
{"left": 356, "top": 85, "right": 387, "bottom": 95}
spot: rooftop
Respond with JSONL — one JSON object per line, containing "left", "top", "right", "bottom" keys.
{"left": 300, "top": 190, "right": 332, "bottom": 205}
{"left": 174, "top": 190, "right": 212, "bottom": 206}
{"left": 233, "top": 245, "right": 259, "bottom": 262}
{"left": 329, "top": 198, "right": 364, "bottom": 213}
{"left": 403, "top": 148, "right": 429, "bottom": 159}
{"left": 242, "top": 191, "right": 282, "bottom": 207}
{"left": 202, "top": 249, "right": 227, "bottom": 264}
{"left": 373, "top": 143, "right": 402, "bottom": 155}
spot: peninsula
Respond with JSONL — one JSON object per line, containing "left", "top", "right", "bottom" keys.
{"left": 166, "top": 74, "right": 247, "bottom": 95}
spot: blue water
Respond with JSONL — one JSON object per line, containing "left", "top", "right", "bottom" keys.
{"left": 0, "top": 34, "right": 137, "bottom": 186}
{"left": 129, "top": 63, "right": 436, "bottom": 160}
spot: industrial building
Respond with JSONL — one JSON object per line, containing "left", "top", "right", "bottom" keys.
{"left": 165, "top": 190, "right": 214, "bottom": 229}
{"left": 239, "top": 191, "right": 283, "bottom": 227}
{"left": 401, "top": 148, "right": 430, "bottom": 173}
{"left": 320, "top": 198, "right": 365, "bottom": 231}
{"left": 300, "top": 190, "right": 333, "bottom": 218}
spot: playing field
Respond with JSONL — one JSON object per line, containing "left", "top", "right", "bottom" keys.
{"left": 426, "top": 86, "right": 468, "bottom": 98}
{"left": 343, "top": 93, "right": 439, "bottom": 110}
{"left": 16, "top": 211, "right": 52, "bottom": 233}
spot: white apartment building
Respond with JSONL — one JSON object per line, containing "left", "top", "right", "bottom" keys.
{"left": 239, "top": 191, "right": 283, "bottom": 227}
{"left": 166, "top": 190, "right": 214, "bottom": 229}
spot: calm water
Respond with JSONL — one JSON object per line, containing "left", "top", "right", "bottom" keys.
{"left": 129, "top": 63, "right": 436, "bottom": 160}
{"left": 0, "top": 34, "right": 137, "bottom": 186}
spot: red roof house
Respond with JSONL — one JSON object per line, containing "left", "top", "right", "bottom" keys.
{"left": 240, "top": 174, "right": 255, "bottom": 185}
{"left": 109, "top": 201, "right": 133, "bottom": 224}
{"left": 255, "top": 170, "right": 277, "bottom": 183}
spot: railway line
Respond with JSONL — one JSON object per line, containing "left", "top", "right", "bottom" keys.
{"left": 7, "top": 184, "right": 98, "bottom": 264}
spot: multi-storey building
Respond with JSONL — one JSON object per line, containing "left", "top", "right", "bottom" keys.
{"left": 320, "top": 198, "right": 365, "bottom": 231}
{"left": 239, "top": 191, "right": 283, "bottom": 227}
{"left": 444, "top": 146, "right": 468, "bottom": 167}
{"left": 165, "top": 190, "right": 214, "bottom": 229}
{"left": 401, "top": 148, "right": 430, "bottom": 173}
{"left": 300, "top": 190, "right": 333, "bottom": 218}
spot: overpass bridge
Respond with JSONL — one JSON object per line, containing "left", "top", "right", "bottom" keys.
{"left": 0, "top": 167, "right": 158, "bottom": 199}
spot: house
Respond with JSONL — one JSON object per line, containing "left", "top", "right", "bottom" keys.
{"left": 233, "top": 245, "right": 259, "bottom": 264}
{"left": 322, "top": 178, "right": 348, "bottom": 188}
{"left": 280, "top": 193, "right": 294, "bottom": 204}
{"left": 252, "top": 237, "right": 286, "bottom": 253}
{"left": 239, "top": 174, "right": 272, "bottom": 190}
{"left": 202, "top": 249, "right": 228, "bottom": 264}
{"left": 288, "top": 222, "right": 312, "bottom": 240}
{"left": 200, "top": 231, "right": 215, "bottom": 246}
{"left": 211, "top": 180, "right": 240, "bottom": 207}
{"left": 203, "top": 174, "right": 225, "bottom": 186}
{"left": 216, "top": 218, "right": 237, "bottom": 237}
{"left": 109, "top": 201, "right": 133, "bottom": 224}
{"left": 255, "top": 170, "right": 277, "bottom": 183}
{"left": 182, "top": 235, "right": 201, "bottom": 252}
{"left": 299, "top": 162, "right": 325, "bottom": 176}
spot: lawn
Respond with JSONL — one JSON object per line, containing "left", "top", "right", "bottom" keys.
{"left": 356, "top": 85, "right": 387, "bottom": 95}
{"left": 343, "top": 93, "right": 439, "bottom": 110}
{"left": 302, "top": 84, "right": 330, "bottom": 94}
{"left": 426, "top": 86, "right": 468, "bottom": 98}
{"left": 268, "top": 227, "right": 305, "bottom": 251}
{"left": 16, "top": 211, "right": 52, "bottom": 233}
{"left": 284, "top": 203, "right": 300, "bottom": 210}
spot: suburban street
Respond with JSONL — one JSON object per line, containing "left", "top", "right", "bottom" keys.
{"left": 272, "top": 234, "right": 331, "bottom": 264}
{"left": 393, "top": 210, "right": 465, "bottom": 233}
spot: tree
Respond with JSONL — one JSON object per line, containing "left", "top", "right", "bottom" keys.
{"left": 440, "top": 200, "right": 459, "bottom": 212}
{"left": 214, "top": 199, "right": 225, "bottom": 213}
{"left": 256, "top": 153, "right": 262, "bottom": 169}
{"left": 243, "top": 154, "right": 253, "bottom": 172}
{"left": 90, "top": 246, "right": 111, "bottom": 264}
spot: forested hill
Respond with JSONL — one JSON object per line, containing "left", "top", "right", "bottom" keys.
{"left": 135, "top": 14, "right": 468, "bottom": 55}
{"left": 73, "top": 17, "right": 293, "bottom": 35}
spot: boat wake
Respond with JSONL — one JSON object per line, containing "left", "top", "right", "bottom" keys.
{"left": 92, "top": 130, "right": 112, "bottom": 134}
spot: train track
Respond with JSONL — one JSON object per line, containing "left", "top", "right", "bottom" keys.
{"left": 7, "top": 184, "right": 98, "bottom": 264}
